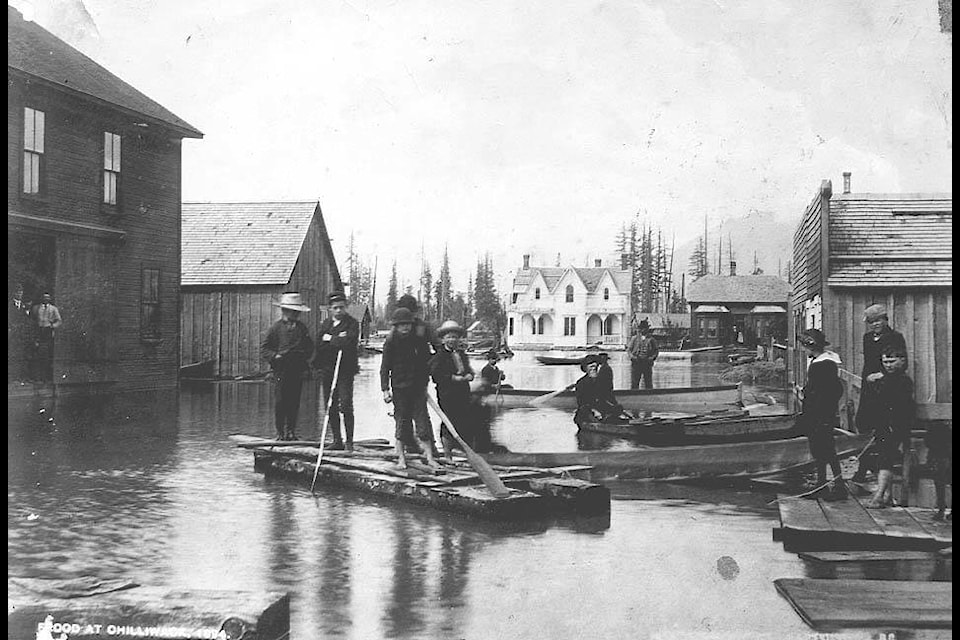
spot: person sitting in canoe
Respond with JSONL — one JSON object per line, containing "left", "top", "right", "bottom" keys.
{"left": 574, "top": 354, "right": 630, "bottom": 424}
{"left": 479, "top": 349, "right": 509, "bottom": 392}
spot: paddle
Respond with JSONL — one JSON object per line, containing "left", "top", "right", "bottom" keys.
{"left": 425, "top": 394, "right": 510, "bottom": 498}
{"left": 310, "top": 350, "right": 343, "bottom": 493}
{"left": 528, "top": 381, "right": 576, "bottom": 407}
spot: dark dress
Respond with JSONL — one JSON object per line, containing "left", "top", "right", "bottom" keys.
{"left": 801, "top": 353, "right": 844, "bottom": 462}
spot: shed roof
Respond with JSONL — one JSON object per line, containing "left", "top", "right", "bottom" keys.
{"left": 182, "top": 201, "right": 320, "bottom": 286}
{"left": 828, "top": 194, "right": 952, "bottom": 287}
{"left": 8, "top": 6, "right": 202, "bottom": 138}
{"left": 686, "top": 275, "right": 790, "bottom": 303}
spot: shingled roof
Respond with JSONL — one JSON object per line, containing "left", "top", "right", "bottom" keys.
{"left": 827, "top": 194, "right": 952, "bottom": 287}
{"left": 514, "top": 266, "right": 631, "bottom": 294}
{"left": 8, "top": 6, "right": 202, "bottom": 138}
{"left": 181, "top": 202, "right": 320, "bottom": 286}
{"left": 687, "top": 275, "right": 790, "bottom": 303}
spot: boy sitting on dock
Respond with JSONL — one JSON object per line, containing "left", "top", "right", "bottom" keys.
{"left": 864, "top": 345, "right": 915, "bottom": 509}
{"left": 381, "top": 307, "right": 440, "bottom": 469}
{"left": 797, "top": 328, "right": 847, "bottom": 501}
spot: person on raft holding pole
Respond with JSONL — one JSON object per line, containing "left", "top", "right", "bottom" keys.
{"left": 430, "top": 320, "right": 477, "bottom": 461}
{"left": 574, "top": 353, "right": 630, "bottom": 425}
{"left": 313, "top": 291, "right": 360, "bottom": 451}
{"left": 381, "top": 307, "right": 440, "bottom": 469}
{"left": 261, "top": 292, "right": 314, "bottom": 441}
{"left": 797, "top": 328, "right": 847, "bottom": 501}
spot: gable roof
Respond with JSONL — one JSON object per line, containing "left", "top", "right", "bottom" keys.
{"left": 827, "top": 194, "right": 952, "bottom": 287}
{"left": 514, "top": 265, "right": 631, "bottom": 294}
{"left": 8, "top": 6, "right": 202, "bottom": 138}
{"left": 687, "top": 275, "right": 790, "bottom": 303}
{"left": 346, "top": 304, "right": 371, "bottom": 321}
{"left": 182, "top": 201, "right": 320, "bottom": 286}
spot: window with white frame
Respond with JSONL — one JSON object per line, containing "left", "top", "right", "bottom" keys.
{"left": 564, "top": 317, "right": 576, "bottom": 336}
{"left": 565, "top": 285, "right": 574, "bottom": 303}
{"left": 23, "top": 107, "right": 45, "bottom": 195}
{"left": 104, "top": 131, "right": 121, "bottom": 205}
{"left": 536, "top": 317, "right": 544, "bottom": 335}
{"left": 534, "top": 288, "right": 540, "bottom": 300}
{"left": 603, "top": 287, "right": 609, "bottom": 301}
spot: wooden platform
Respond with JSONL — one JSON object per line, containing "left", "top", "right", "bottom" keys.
{"left": 776, "top": 493, "right": 952, "bottom": 551}
{"left": 232, "top": 436, "right": 610, "bottom": 520}
{"left": 8, "top": 577, "right": 288, "bottom": 640}
{"left": 774, "top": 578, "right": 952, "bottom": 630}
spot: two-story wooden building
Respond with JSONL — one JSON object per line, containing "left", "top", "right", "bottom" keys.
{"left": 788, "top": 174, "right": 952, "bottom": 425}
{"left": 8, "top": 6, "right": 202, "bottom": 392}
{"left": 506, "top": 255, "right": 632, "bottom": 348}
{"left": 686, "top": 274, "right": 790, "bottom": 348}
{"left": 180, "top": 201, "right": 342, "bottom": 379}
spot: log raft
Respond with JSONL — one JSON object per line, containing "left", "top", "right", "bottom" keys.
{"left": 231, "top": 435, "right": 610, "bottom": 519}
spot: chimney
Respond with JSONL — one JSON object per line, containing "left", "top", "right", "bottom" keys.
{"left": 729, "top": 261, "right": 737, "bottom": 276}
{"left": 594, "top": 259, "right": 602, "bottom": 267}
{"left": 522, "top": 254, "right": 530, "bottom": 269}
{"left": 620, "top": 253, "right": 630, "bottom": 270}
{"left": 842, "top": 171, "right": 851, "bottom": 194}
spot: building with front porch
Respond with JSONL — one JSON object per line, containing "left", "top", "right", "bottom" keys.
{"left": 506, "top": 255, "right": 632, "bottom": 348}
{"left": 686, "top": 274, "right": 789, "bottom": 348}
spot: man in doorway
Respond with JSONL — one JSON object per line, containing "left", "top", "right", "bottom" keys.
{"left": 261, "top": 293, "right": 314, "bottom": 441}
{"left": 314, "top": 291, "right": 360, "bottom": 451}
{"left": 628, "top": 319, "right": 659, "bottom": 389}
{"left": 31, "top": 292, "right": 62, "bottom": 383}
{"left": 8, "top": 284, "right": 32, "bottom": 382}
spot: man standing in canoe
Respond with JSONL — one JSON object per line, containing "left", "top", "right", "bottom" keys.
{"left": 261, "top": 293, "right": 314, "bottom": 441}
{"left": 314, "top": 291, "right": 360, "bottom": 451}
{"left": 381, "top": 307, "right": 440, "bottom": 469}
{"left": 628, "top": 319, "right": 659, "bottom": 389}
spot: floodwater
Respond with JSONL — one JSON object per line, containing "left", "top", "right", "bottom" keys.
{"left": 7, "top": 352, "right": 947, "bottom": 639}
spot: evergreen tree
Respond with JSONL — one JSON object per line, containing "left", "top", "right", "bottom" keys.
{"left": 688, "top": 236, "right": 709, "bottom": 281}
{"left": 420, "top": 262, "right": 434, "bottom": 321}
{"left": 384, "top": 260, "right": 399, "bottom": 323}
{"left": 434, "top": 246, "right": 452, "bottom": 321}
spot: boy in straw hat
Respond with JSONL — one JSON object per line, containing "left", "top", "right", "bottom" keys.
{"left": 797, "top": 328, "right": 847, "bottom": 501}
{"left": 430, "top": 320, "right": 476, "bottom": 461}
{"left": 314, "top": 291, "right": 360, "bottom": 451}
{"left": 261, "top": 293, "right": 314, "bottom": 440}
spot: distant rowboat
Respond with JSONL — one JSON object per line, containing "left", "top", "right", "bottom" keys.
{"left": 535, "top": 355, "right": 587, "bottom": 365}
{"left": 478, "top": 383, "right": 744, "bottom": 414}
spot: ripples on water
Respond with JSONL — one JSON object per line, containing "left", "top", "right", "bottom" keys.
{"left": 9, "top": 353, "right": 942, "bottom": 639}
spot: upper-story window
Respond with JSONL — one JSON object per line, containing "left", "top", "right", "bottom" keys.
{"left": 565, "top": 285, "right": 574, "bottom": 303}
{"left": 534, "top": 288, "right": 540, "bottom": 300}
{"left": 103, "top": 132, "right": 121, "bottom": 205}
{"left": 603, "top": 287, "right": 610, "bottom": 301}
{"left": 23, "top": 107, "right": 45, "bottom": 195}
{"left": 512, "top": 293, "right": 519, "bottom": 304}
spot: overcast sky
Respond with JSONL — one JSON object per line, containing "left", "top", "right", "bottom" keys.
{"left": 14, "top": 0, "right": 952, "bottom": 298}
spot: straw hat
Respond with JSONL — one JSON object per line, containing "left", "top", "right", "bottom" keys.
{"left": 437, "top": 320, "right": 464, "bottom": 337}
{"left": 273, "top": 292, "right": 310, "bottom": 312}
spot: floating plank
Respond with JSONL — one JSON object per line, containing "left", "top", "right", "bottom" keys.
{"left": 798, "top": 551, "right": 943, "bottom": 563}
{"left": 8, "top": 582, "right": 289, "bottom": 640}
{"left": 818, "top": 496, "right": 885, "bottom": 537}
{"left": 774, "top": 578, "right": 952, "bottom": 630}
{"left": 867, "top": 507, "right": 938, "bottom": 541}
{"left": 778, "top": 496, "right": 831, "bottom": 532}
{"left": 904, "top": 507, "right": 954, "bottom": 544}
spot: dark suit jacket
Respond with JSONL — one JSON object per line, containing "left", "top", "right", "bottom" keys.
{"left": 314, "top": 314, "right": 360, "bottom": 377}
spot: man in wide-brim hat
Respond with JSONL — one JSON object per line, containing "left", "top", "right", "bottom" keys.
{"left": 261, "top": 292, "right": 314, "bottom": 440}
{"left": 429, "top": 319, "right": 476, "bottom": 461}
{"left": 381, "top": 306, "right": 439, "bottom": 468}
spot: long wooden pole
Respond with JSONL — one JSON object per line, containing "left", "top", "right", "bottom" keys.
{"left": 310, "top": 350, "right": 343, "bottom": 492}
{"left": 425, "top": 394, "right": 510, "bottom": 498}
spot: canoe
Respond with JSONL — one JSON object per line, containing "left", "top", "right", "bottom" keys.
{"left": 535, "top": 355, "right": 587, "bottom": 365}
{"left": 478, "top": 383, "right": 743, "bottom": 413}
{"left": 577, "top": 410, "right": 800, "bottom": 446}
{"left": 481, "top": 432, "right": 873, "bottom": 481}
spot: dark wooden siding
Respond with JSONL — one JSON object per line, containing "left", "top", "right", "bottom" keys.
{"left": 286, "top": 212, "right": 343, "bottom": 335}
{"left": 9, "top": 78, "right": 185, "bottom": 392}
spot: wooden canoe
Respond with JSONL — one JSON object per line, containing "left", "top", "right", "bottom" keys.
{"left": 478, "top": 383, "right": 743, "bottom": 413}
{"left": 481, "top": 432, "right": 873, "bottom": 481}
{"left": 535, "top": 355, "right": 587, "bottom": 365}
{"left": 576, "top": 410, "right": 799, "bottom": 446}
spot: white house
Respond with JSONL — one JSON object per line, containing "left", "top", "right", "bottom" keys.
{"left": 506, "top": 255, "right": 633, "bottom": 348}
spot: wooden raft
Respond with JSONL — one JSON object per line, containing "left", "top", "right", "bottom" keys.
{"left": 231, "top": 436, "right": 610, "bottom": 519}
{"left": 774, "top": 578, "right": 952, "bottom": 630}
{"left": 776, "top": 493, "right": 952, "bottom": 551}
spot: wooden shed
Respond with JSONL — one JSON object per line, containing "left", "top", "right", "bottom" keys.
{"left": 180, "top": 201, "right": 343, "bottom": 379}
{"left": 788, "top": 178, "right": 952, "bottom": 423}
{"left": 686, "top": 275, "right": 790, "bottom": 348}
